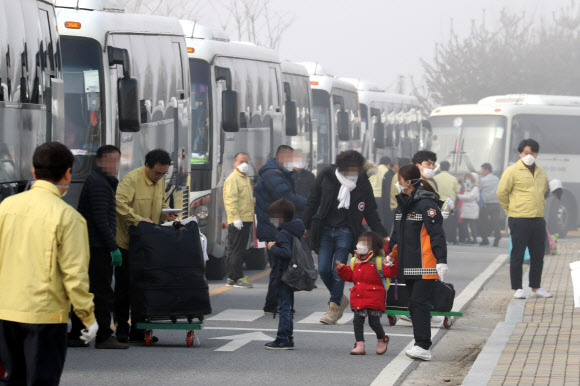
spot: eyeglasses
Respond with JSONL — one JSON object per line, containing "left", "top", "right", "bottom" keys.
{"left": 153, "top": 172, "right": 168, "bottom": 178}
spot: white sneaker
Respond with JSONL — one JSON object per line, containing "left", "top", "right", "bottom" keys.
{"left": 430, "top": 316, "right": 443, "bottom": 324}
{"left": 405, "top": 345, "right": 432, "bottom": 361}
{"left": 513, "top": 289, "right": 527, "bottom": 299}
{"left": 530, "top": 288, "right": 553, "bottom": 298}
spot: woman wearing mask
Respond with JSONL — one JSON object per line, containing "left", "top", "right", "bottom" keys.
{"left": 302, "top": 150, "right": 388, "bottom": 325}
{"left": 389, "top": 164, "right": 447, "bottom": 361}
{"left": 457, "top": 172, "right": 480, "bottom": 245}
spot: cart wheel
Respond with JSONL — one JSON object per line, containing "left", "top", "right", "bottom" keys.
{"left": 145, "top": 330, "right": 153, "bottom": 346}
{"left": 186, "top": 331, "right": 194, "bottom": 347}
{"left": 388, "top": 315, "right": 397, "bottom": 326}
{"left": 443, "top": 317, "right": 453, "bottom": 329}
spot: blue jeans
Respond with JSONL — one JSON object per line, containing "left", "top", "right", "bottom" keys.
{"left": 276, "top": 281, "right": 294, "bottom": 341}
{"left": 317, "top": 226, "right": 354, "bottom": 305}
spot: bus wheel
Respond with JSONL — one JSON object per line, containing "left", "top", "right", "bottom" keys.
{"left": 245, "top": 248, "right": 268, "bottom": 270}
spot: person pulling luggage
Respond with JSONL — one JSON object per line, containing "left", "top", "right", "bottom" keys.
{"left": 114, "top": 149, "right": 179, "bottom": 343}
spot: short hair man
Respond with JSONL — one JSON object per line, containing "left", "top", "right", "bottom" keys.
{"left": 497, "top": 139, "right": 551, "bottom": 299}
{"left": 0, "top": 142, "right": 96, "bottom": 384}
{"left": 479, "top": 162, "right": 502, "bottom": 247}
{"left": 412, "top": 150, "right": 438, "bottom": 191}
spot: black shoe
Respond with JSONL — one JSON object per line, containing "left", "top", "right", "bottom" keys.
{"left": 116, "top": 326, "right": 129, "bottom": 343}
{"left": 493, "top": 238, "right": 500, "bottom": 247}
{"left": 265, "top": 338, "right": 294, "bottom": 350}
{"left": 68, "top": 339, "right": 89, "bottom": 348}
{"left": 95, "top": 336, "right": 129, "bottom": 349}
{"left": 479, "top": 239, "right": 490, "bottom": 246}
{"left": 263, "top": 305, "right": 277, "bottom": 315}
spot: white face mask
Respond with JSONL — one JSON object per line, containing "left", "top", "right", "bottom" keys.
{"left": 56, "top": 185, "right": 70, "bottom": 198}
{"left": 344, "top": 172, "right": 358, "bottom": 182}
{"left": 237, "top": 162, "right": 249, "bottom": 174}
{"left": 395, "top": 181, "right": 404, "bottom": 194}
{"left": 422, "top": 168, "right": 435, "bottom": 179}
{"left": 284, "top": 163, "right": 294, "bottom": 171}
{"left": 521, "top": 154, "right": 536, "bottom": 166}
{"left": 356, "top": 243, "right": 369, "bottom": 256}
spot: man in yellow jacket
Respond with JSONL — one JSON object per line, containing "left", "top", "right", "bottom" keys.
{"left": 497, "top": 139, "right": 551, "bottom": 300}
{"left": 368, "top": 156, "right": 390, "bottom": 227}
{"left": 434, "top": 161, "right": 460, "bottom": 243}
{"left": 114, "top": 149, "right": 178, "bottom": 343}
{"left": 223, "top": 152, "right": 255, "bottom": 288}
{"left": 0, "top": 142, "right": 96, "bottom": 385}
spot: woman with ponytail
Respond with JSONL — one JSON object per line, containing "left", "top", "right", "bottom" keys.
{"left": 388, "top": 164, "right": 448, "bottom": 361}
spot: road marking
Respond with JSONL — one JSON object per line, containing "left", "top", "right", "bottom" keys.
{"left": 297, "top": 312, "right": 353, "bottom": 325}
{"left": 207, "top": 309, "right": 265, "bottom": 322}
{"left": 370, "top": 253, "right": 509, "bottom": 386}
{"left": 204, "top": 326, "right": 414, "bottom": 337}
{"left": 210, "top": 331, "right": 274, "bottom": 352}
{"left": 209, "top": 269, "right": 271, "bottom": 296}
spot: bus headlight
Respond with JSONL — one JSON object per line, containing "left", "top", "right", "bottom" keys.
{"left": 191, "top": 195, "right": 210, "bottom": 227}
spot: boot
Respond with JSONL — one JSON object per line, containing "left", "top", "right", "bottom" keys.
{"left": 350, "top": 341, "right": 366, "bottom": 355}
{"left": 376, "top": 336, "right": 390, "bottom": 355}
{"left": 336, "top": 295, "right": 350, "bottom": 321}
{"left": 319, "top": 303, "right": 331, "bottom": 323}
{"left": 320, "top": 302, "right": 340, "bottom": 324}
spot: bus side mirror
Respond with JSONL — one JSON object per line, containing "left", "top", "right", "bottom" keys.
{"left": 337, "top": 110, "right": 350, "bottom": 141}
{"left": 285, "top": 100, "right": 298, "bottom": 136}
{"left": 222, "top": 89, "right": 239, "bottom": 132}
{"left": 374, "top": 122, "right": 385, "bottom": 148}
{"left": 117, "top": 77, "right": 141, "bottom": 132}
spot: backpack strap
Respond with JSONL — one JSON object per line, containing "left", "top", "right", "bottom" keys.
{"left": 375, "top": 255, "right": 390, "bottom": 292}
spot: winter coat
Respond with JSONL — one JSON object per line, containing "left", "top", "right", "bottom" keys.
{"left": 269, "top": 219, "right": 306, "bottom": 275}
{"left": 337, "top": 252, "right": 398, "bottom": 312}
{"left": 293, "top": 168, "right": 316, "bottom": 217}
{"left": 390, "top": 187, "right": 447, "bottom": 280}
{"left": 77, "top": 167, "right": 119, "bottom": 251}
{"left": 302, "top": 165, "right": 387, "bottom": 252}
{"left": 254, "top": 158, "right": 307, "bottom": 242}
{"left": 457, "top": 185, "right": 480, "bottom": 220}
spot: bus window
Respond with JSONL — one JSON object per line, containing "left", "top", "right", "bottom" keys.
{"left": 312, "top": 89, "right": 331, "bottom": 168}
{"left": 189, "top": 59, "right": 211, "bottom": 168}
{"left": 173, "top": 42, "right": 185, "bottom": 92}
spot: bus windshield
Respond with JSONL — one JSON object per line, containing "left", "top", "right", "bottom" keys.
{"left": 189, "top": 59, "right": 211, "bottom": 168}
{"left": 61, "top": 37, "right": 104, "bottom": 179}
{"left": 429, "top": 115, "right": 507, "bottom": 174}
{"left": 312, "top": 89, "right": 331, "bottom": 169}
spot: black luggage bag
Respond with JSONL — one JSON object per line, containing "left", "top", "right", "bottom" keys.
{"left": 431, "top": 280, "right": 455, "bottom": 312}
{"left": 386, "top": 280, "right": 409, "bottom": 310}
{"left": 129, "top": 221, "right": 212, "bottom": 320}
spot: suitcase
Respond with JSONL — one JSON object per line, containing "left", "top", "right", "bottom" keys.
{"left": 129, "top": 221, "right": 212, "bottom": 320}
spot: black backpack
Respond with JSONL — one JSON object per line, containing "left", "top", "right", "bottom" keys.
{"left": 281, "top": 235, "right": 318, "bottom": 291}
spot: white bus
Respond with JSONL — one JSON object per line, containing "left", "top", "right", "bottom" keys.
{"left": 55, "top": 0, "right": 191, "bottom": 212}
{"left": 300, "top": 62, "right": 361, "bottom": 171}
{"left": 429, "top": 94, "right": 580, "bottom": 236}
{"left": 0, "top": 0, "right": 63, "bottom": 201}
{"left": 341, "top": 79, "right": 426, "bottom": 164}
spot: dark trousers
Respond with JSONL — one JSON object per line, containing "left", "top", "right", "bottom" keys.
{"left": 509, "top": 217, "right": 546, "bottom": 289}
{"left": 70, "top": 247, "right": 114, "bottom": 343}
{"left": 114, "top": 248, "right": 132, "bottom": 337}
{"left": 406, "top": 279, "right": 435, "bottom": 350}
{"left": 480, "top": 203, "right": 502, "bottom": 242}
{"left": 264, "top": 250, "right": 281, "bottom": 311}
{"left": 226, "top": 223, "right": 252, "bottom": 281}
{"left": 464, "top": 219, "right": 478, "bottom": 242}
{"left": 443, "top": 210, "right": 458, "bottom": 243}
{"left": 375, "top": 198, "right": 386, "bottom": 228}
{"left": 276, "top": 281, "right": 294, "bottom": 341}
{"left": 353, "top": 313, "right": 385, "bottom": 342}
{"left": 0, "top": 320, "right": 67, "bottom": 386}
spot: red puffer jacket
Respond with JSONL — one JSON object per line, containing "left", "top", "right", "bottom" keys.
{"left": 337, "top": 252, "right": 398, "bottom": 312}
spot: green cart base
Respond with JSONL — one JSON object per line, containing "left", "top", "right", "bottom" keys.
{"left": 383, "top": 310, "right": 463, "bottom": 329}
{"left": 135, "top": 321, "right": 203, "bottom": 347}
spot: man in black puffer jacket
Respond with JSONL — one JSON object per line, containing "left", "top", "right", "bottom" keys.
{"left": 69, "top": 145, "right": 128, "bottom": 349}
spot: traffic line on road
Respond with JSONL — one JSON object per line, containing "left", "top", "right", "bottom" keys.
{"left": 297, "top": 312, "right": 353, "bottom": 325}
{"left": 370, "top": 253, "right": 509, "bottom": 386}
{"left": 211, "top": 331, "right": 273, "bottom": 352}
{"left": 207, "top": 309, "right": 265, "bottom": 322}
{"left": 209, "top": 269, "right": 271, "bottom": 296}
{"left": 204, "top": 326, "right": 414, "bottom": 337}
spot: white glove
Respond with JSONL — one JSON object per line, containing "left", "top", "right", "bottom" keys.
{"left": 444, "top": 198, "right": 455, "bottom": 212}
{"left": 442, "top": 211, "right": 449, "bottom": 220}
{"left": 80, "top": 321, "right": 99, "bottom": 343}
{"left": 233, "top": 219, "right": 243, "bottom": 230}
{"left": 436, "top": 263, "right": 448, "bottom": 282}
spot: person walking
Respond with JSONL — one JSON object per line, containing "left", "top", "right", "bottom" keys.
{"left": 369, "top": 156, "right": 391, "bottom": 227}
{"left": 479, "top": 163, "right": 502, "bottom": 247}
{"left": 381, "top": 157, "right": 399, "bottom": 232}
{"left": 302, "top": 150, "right": 388, "bottom": 325}
{"left": 292, "top": 148, "right": 316, "bottom": 219}
{"left": 457, "top": 172, "right": 480, "bottom": 244}
{"left": 0, "top": 142, "right": 97, "bottom": 385}
{"left": 69, "top": 145, "right": 128, "bottom": 349}
{"left": 223, "top": 152, "right": 255, "bottom": 288}
{"left": 255, "top": 145, "right": 307, "bottom": 314}
{"left": 114, "top": 149, "right": 179, "bottom": 343}
{"left": 497, "top": 139, "right": 552, "bottom": 299}
{"left": 433, "top": 161, "right": 459, "bottom": 244}
{"left": 389, "top": 164, "right": 447, "bottom": 361}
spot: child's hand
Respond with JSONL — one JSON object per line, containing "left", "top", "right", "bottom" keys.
{"left": 335, "top": 260, "right": 345, "bottom": 269}
{"left": 267, "top": 241, "right": 276, "bottom": 250}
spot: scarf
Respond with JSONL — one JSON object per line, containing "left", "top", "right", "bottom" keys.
{"left": 354, "top": 251, "right": 374, "bottom": 264}
{"left": 335, "top": 169, "right": 357, "bottom": 209}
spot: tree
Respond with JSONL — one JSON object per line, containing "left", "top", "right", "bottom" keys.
{"left": 124, "top": 0, "right": 204, "bottom": 22}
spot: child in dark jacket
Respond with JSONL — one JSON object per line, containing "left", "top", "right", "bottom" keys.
{"left": 337, "top": 231, "right": 398, "bottom": 355}
{"left": 265, "top": 199, "right": 306, "bottom": 350}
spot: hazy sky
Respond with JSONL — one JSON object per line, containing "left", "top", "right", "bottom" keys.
{"left": 200, "top": 0, "right": 571, "bottom": 93}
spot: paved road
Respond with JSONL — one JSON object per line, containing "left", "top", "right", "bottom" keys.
{"left": 60, "top": 242, "right": 508, "bottom": 386}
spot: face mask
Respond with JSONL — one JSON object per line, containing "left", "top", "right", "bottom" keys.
{"left": 237, "top": 162, "right": 249, "bottom": 174}
{"left": 521, "top": 154, "right": 536, "bottom": 166}
{"left": 284, "top": 163, "right": 294, "bottom": 171}
{"left": 356, "top": 244, "right": 369, "bottom": 256}
{"left": 395, "top": 181, "right": 404, "bottom": 194}
{"left": 56, "top": 185, "right": 70, "bottom": 198}
{"left": 270, "top": 218, "right": 281, "bottom": 228}
{"left": 465, "top": 180, "right": 471, "bottom": 186}
{"left": 345, "top": 174, "right": 358, "bottom": 182}
{"left": 422, "top": 168, "right": 435, "bottom": 179}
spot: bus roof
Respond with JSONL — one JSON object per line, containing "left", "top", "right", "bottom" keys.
{"left": 298, "top": 62, "right": 356, "bottom": 95}
{"left": 340, "top": 78, "right": 418, "bottom": 108}
{"left": 430, "top": 102, "right": 580, "bottom": 118}
{"left": 478, "top": 94, "right": 580, "bottom": 107}
{"left": 55, "top": 0, "right": 125, "bottom": 12}
{"left": 281, "top": 61, "right": 309, "bottom": 77}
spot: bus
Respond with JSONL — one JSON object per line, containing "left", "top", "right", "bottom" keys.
{"left": 341, "top": 79, "right": 426, "bottom": 164}
{"left": 429, "top": 94, "right": 580, "bottom": 237}
{"left": 55, "top": 0, "right": 191, "bottom": 212}
{"left": 0, "top": 0, "right": 63, "bottom": 202}
{"left": 300, "top": 62, "right": 361, "bottom": 171}
{"left": 181, "top": 21, "right": 302, "bottom": 277}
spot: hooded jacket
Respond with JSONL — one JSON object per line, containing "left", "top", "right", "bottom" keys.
{"left": 389, "top": 186, "right": 447, "bottom": 280}
{"left": 255, "top": 158, "right": 307, "bottom": 242}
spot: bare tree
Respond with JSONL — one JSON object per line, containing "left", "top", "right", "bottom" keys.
{"left": 125, "top": 0, "right": 204, "bottom": 21}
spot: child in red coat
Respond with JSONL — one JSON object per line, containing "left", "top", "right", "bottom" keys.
{"left": 337, "top": 231, "right": 398, "bottom": 355}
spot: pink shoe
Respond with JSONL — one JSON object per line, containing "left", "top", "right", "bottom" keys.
{"left": 376, "top": 336, "right": 390, "bottom": 355}
{"left": 350, "top": 341, "right": 366, "bottom": 355}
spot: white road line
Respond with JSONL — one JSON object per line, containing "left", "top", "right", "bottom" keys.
{"left": 204, "top": 326, "right": 414, "bottom": 337}
{"left": 297, "top": 312, "right": 354, "bottom": 325}
{"left": 206, "top": 309, "right": 264, "bottom": 322}
{"left": 370, "top": 253, "right": 509, "bottom": 386}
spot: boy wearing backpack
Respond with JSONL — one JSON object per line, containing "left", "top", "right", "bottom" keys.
{"left": 265, "top": 199, "right": 306, "bottom": 350}
{"left": 336, "top": 232, "right": 398, "bottom": 355}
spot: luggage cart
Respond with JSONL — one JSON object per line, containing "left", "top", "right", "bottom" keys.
{"left": 383, "top": 310, "right": 463, "bottom": 329}
{"left": 136, "top": 316, "right": 204, "bottom": 347}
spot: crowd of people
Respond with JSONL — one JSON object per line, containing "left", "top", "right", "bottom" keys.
{"left": 0, "top": 137, "right": 554, "bottom": 384}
